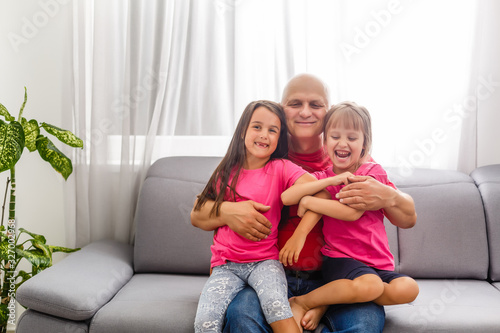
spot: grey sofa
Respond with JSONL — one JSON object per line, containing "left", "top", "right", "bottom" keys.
{"left": 15, "top": 156, "right": 500, "bottom": 332}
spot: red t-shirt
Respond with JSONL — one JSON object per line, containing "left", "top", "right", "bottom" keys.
{"left": 278, "top": 147, "right": 332, "bottom": 271}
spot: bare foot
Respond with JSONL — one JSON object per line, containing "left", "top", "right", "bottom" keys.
{"left": 289, "top": 297, "right": 307, "bottom": 332}
{"left": 301, "top": 305, "right": 328, "bottom": 331}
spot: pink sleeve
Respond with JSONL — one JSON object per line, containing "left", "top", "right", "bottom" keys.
{"left": 362, "top": 163, "right": 397, "bottom": 190}
{"left": 282, "top": 159, "right": 307, "bottom": 189}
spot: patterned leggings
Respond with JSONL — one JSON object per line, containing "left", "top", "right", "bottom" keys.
{"left": 194, "top": 260, "right": 293, "bottom": 332}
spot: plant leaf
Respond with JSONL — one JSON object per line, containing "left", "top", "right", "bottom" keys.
{"left": 0, "top": 304, "right": 8, "bottom": 326}
{"left": 0, "top": 103, "right": 15, "bottom": 122}
{"left": 49, "top": 245, "right": 80, "bottom": 253}
{"left": 0, "top": 238, "right": 10, "bottom": 261}
{"left": 41, "top": 123, "right": 83, "bottom": 148}
{"left": 15, "top": 270, "right": 33, "bottom": 289}
{"left": 31, "top": 239, "right": 53, "bottom": 265}
{"left": 36, "top": 135, "right": 73, "bottom": 180}
{"left": 0, "top": 120, "right": 25, "bottom": 173}
{"left": 18, "top": 227, "right": 46, "bottom": 244}
{"left": 15, "top": 248, "right": 51, "bottom": 269}
{"left": 21, "top": 118, "right": 40, "bottom": 152}
{"left": 18, "top": 87, "right": 28, "bottom": 121}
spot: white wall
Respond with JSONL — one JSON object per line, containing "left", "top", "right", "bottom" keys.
{"left": 0, "top": 0, "right": 72, "bottom": 255}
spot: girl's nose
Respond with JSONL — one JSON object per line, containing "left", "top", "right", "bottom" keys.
{"left": 338, "top": 137, "right": 348, "bottom": 147}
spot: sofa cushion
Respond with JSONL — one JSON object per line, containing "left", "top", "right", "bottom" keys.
{"left": 16, "top": 310, "right": 89, "bottom": 333}
{"left": 471, "top": 164, "right": 500, "bottom": 281}
{"left": 384, "top": 279, "right": 500, "bottom": 333}
{"left": 89, "top": 273, "right": 207, "bottom": 333}
{"left": 134, "top": 156, "right": 221, "bottom": 274}
{"left": 385, "top": 167, "right": 489, "bottom": 279}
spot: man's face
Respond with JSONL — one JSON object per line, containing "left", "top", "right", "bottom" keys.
{"left": 282, "top": 79, "right": 328, "bottom": 140}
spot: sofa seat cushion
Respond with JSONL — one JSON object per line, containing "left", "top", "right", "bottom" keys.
{"left": 384, "top": 279, "right": 500, "bottom": 332}
{"left": 89, "top": 273, "right": 207, "bottom": 333}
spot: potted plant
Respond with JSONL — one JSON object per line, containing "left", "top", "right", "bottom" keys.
{"left": 0, "top": 88, "right": 83, "bottom": 332}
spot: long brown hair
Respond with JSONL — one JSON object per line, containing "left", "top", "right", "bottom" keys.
{"left": 193, "top": 100, "right": 288, "bottom": 217}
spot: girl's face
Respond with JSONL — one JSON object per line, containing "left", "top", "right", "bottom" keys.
{"left": 325, "top": 121, "right": 365, "bottom": 174}
{"left": 244, "top": 106, "right": 281, "bottom": 169}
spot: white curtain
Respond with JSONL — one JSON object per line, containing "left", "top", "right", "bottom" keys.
{"left": 69, "top": 0, "right": 241, "bottom": 247}
{"left": 66, "top": 0, "right": 494, "bottom": 247}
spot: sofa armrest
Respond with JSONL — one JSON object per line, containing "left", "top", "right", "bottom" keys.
{"left": 16, "top": 239, "right": 134, "bottom": 321}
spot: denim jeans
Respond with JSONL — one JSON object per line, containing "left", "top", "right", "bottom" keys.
{"left": 223, "top": 275, "right": 385, "bottom": 333}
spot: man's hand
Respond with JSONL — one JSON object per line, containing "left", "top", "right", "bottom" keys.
{"left": 221, "top": 201, "right": 272, "bottom": 241}
{"left": 335, "top": 176, "right": 395, "bottom": 211}
{"left": 336, "top": 175, "right": 417, "bottom": 228}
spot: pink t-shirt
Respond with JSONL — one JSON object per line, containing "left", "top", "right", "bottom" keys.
{"left": 314, "top": 162, "right": 396, "bottom": 271}
{"left": 210, "top": 159, "right": 306, "bottom": 268}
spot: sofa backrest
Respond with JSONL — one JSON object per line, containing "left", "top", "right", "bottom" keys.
{"left": 133, "top": 156, "right": 221, "bottom": 274}
{"left": 134, "top": 156, "right": 492, "bottom": 280}
{"left": 385, "top": 167, "right": 489, "bottom": 279}
{"left": 471, "top": 164, "right": 500, "bottom": 282}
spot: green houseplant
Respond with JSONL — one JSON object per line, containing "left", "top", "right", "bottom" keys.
{"left": 0, "top": 88, "right": 83, "bottom": 332}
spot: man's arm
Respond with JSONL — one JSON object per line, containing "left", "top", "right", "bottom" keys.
{"left": 336, "top": 176, "right": 417, "bottom": 229}
{"left": 190, "top": 199, "right": 273, "bottom": 241}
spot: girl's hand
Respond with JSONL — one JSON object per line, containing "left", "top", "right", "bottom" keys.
{"left": 329, "top": 172, "right": 354, "bottom": 186}
{"left": 297, "top": 196, "right": 312, "bottom": 217}
{"left": 279, "top": 234, "right": 306, "bottom": 266}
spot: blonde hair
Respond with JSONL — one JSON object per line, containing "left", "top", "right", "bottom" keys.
{"left": 323, "top": 101, "right": 372, "bottom": 161}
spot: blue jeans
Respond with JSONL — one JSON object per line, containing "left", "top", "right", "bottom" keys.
{"left": 223, "top": 275, "right": 385, "bottom": 333}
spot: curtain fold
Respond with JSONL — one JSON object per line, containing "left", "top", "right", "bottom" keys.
{"left": 66, "top": 0, "right": 491, "bottom": 248}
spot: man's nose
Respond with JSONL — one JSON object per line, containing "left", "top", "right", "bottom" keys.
{"left": 299, "top": 105, "right": 312, "bottom": 118}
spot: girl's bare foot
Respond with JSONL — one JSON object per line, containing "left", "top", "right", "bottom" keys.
{"left": 289, "top": 297, "right": 307, "bottom": 332}
{"left": 301, "top": 305, "right": 328, "bottom": 330}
